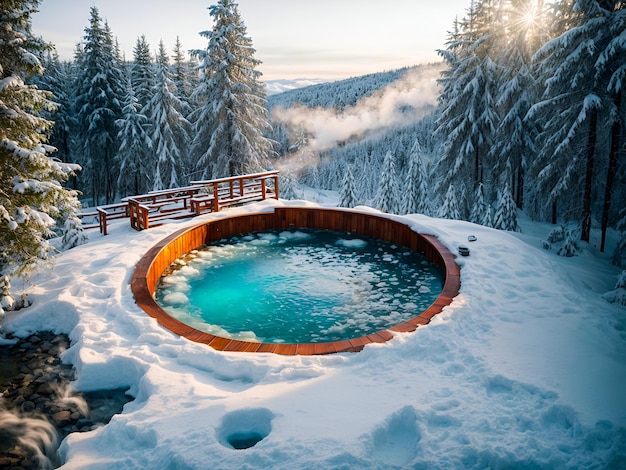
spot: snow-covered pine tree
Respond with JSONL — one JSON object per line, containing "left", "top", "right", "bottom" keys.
{"left": 493, "top": 182, "right": 519, "bottom": 232}
{"left": 279, "top": 171, "right": 298, "bottom": 200}
{"left": 131, "top": 35, "right": 154, "bottom": 109}
{"left": 611, "top": 207, "right": 626, "bottom": 268}
{"left": 147, "top": 41, "right": 191, "bottom": 190}
{"left": 172, "top": 36, "right": 194, "bottom": 104}
{"left": 595, "top": 1, "right": 625, "bottom": 252}
{"left": 483, "top": 204, "right": 494, "bottom": 228}
{"left": 434, "top": 0, "right": 501, "bottom": 211}
{"left": 59, "top": 208, "right": 88, "bottom": 250}
{"left": 558, "top": 226, "right": 580, "bottom": 257}
{"left": 304, "top": 164, "right": 321, "bottom": 193}
{"left": 359, "top": 150, "right": 381, "bottom": 202}
{"left": 190, "top": 0, "right": 275, "bottom": 179}
{"left": 488, "top": 0, "right": 546, "bottom": 210}
{"left": 400, "top": 140, "right": 428, "bottom": 215}
{"left": 602, "top": 270, "right": 626, "bottom": 306}
{"left": 116, "top": 76, "right": 152, "bottom": 197}
{"left": 469, "top": 182, "right": 487, "bottom": 225}
{"left": 528, "top": 0, "right": 626, "bottom": 243}
{"left": 1, "top": 0, "right": 82, "bottom": 310}
{"left": 73, "top": 7, "right": 124, "bottom": 204}
{"left": 438, "top": 184, "right": 461, "bottom": 220}
{"left": 31, "top": 51, "right": 74, "bottom": 167}
{"left": 338, "top": 165, "right": 359, "bottom": 208}
{"left": 373, "top": 150, "right": 399, "bottom": 213}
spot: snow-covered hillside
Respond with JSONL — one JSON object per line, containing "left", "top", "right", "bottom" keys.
{"left": 267, "top": 64, "right": 441, "bottom": 110}
{"left": 3, "top": 199, "right": 625, "bottom": 469}
{"left": 264, "top": 78, "right": 329, "bottom": 96}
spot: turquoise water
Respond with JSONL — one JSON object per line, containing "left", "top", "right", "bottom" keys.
{"left": 155, "top": 230, "right": 443, "bottom": 344}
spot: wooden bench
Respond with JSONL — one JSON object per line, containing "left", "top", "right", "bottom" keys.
{"left": 189, "top": 195, "right": 215, "bottom": 215}
{"left": 128, "top": 198, "right": 197, "bottom": 231}
{"left": 126, "top": 186, "right": 205, "bottom": 210}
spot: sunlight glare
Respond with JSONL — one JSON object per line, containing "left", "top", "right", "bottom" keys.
{"left": 520, "top": 0, "right": 541, "bottom": 30}
{"left": 508, "top": 0, "right": 545, "bottom": 49}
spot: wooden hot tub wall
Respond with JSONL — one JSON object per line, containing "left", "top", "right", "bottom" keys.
{"left": 131, "top": 207, "right": 461, "bottom": 355}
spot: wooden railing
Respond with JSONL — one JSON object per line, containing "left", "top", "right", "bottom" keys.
{"left": 96, "top": 203, "right": 129, "bottom": 236}
{"left": 79, "top": 171, "right": 280, "bottom": 235}
{"left": 190, "top": 170, "right": 279, "bottom": 212}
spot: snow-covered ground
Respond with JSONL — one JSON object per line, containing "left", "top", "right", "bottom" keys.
{"left": 3, "top": 198, "right": 626, "bottom": 469}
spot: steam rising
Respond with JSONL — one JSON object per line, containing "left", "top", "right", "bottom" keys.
{"left": 271, "top": 65, "right": 442, "bottom": 156}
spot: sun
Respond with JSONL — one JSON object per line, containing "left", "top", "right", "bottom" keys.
{"left": 519, "top": 0, "right": 542, "bottom": 29}
{"left": 508, "top": 0, "right": 546, "bottom": 49}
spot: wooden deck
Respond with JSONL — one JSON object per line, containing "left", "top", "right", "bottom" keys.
{"left": 78, "top": 171, "right": 279, "bottom": 235}
{"left": 131, "top": 207, "right": 461, "bottom": 355}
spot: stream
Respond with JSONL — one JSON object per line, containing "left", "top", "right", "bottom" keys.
{"left": 0, "top": 331, "right": 134, "bottom": 469}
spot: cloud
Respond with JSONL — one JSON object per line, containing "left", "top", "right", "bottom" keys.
{"left": 271, "top": 65, "right": 442, "bottom": 157}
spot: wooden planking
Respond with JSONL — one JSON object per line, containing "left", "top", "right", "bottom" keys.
{"left": 130, "top": 207, "right": 461, "bottom": 356}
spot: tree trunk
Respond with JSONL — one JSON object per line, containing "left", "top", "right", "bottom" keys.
{"left": 515, "top": 163, "right": 524, "bottom": 209}
{"left": 601, "top": 90, "right": 622, "bottom": 252}
{"left": 474, "top": 145, "right": 481, "bottom": 189}
{"left": 581, "top": 107, "right": 598, "bottom": 243}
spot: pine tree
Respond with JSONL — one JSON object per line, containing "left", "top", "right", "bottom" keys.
{"left": 146, "top": 41, "right": 191, "bottom": 190}
{"left": 190, "top": 0, "right": 275, "bottom": 178}
{"left": 31, "top": 51, "right": 74, "bottom": 166}
{"left": 611, "top": 207, "right": 626, "bottom": 268}
{"left": 1, "top": 0, "right": 82, "bottom": 309}
{"left": 338, "top": 165, "right": 359, "bottom": 208}
{"left": 172, "top": 36, "right": 194, "bottom": 103}
{"left": 400, "top": 140, "right": 428, "bottom": 215}
{"left": 116, "top": 76, "right": 152, "bottom": 196}
{"left": 434, "top": 0, "right": 501, "bottom": 204}
{"left": 131, "top": 35, "right": 154, "bottom": 109}
{"left": 528, "top": 0, "right": 626, "bottom": 242}
{"left": 489, "top": 0, "right": 546, "bottom": 210}
{"left": 602, "top": 270, "right": 626, "bottom": 306}
{"left": 60, "top": 209, "right": 88, "bottom": 250}
{"left": 483, "top": 203, "right": 494, "bottom": 228}
{"left": 279, "top": 171, "right": 298, "bottom": 200}
{"left": 73, "top": 7, "right": 124, "bottom": 204}
{"left": 594, "top": 0, "right": 625, "bottom": 252}
{"left": 373, "top": 150, "right": 399, "bottom": 213}
{"left": 438, "top": 184, "right": 461, "bottom": 220}
{"left": 493, "top": 182, "right": 519, "bottom": 232}
{"left": 557, "top": 226, "right": 580, "bottom": 257}
{"left": 469, "top": 182, "right": 487, "bottom": 225}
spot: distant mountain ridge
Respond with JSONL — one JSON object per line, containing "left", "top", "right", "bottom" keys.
{"left": 264, "top": 78, "right": 329, "bottom": 96}
{"left": 267, "top": 64, "right": 442, "bottom": 111}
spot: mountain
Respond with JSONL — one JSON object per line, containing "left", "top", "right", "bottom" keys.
{"left": 264, "top": 78, "right": 329, "bottom": 96}
{"left": 267, "top": 65, "right": 436, "bottom": 110}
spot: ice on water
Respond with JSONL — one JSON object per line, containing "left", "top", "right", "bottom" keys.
{"left": 156, "top": 229, "right": 442, "bottom": 343}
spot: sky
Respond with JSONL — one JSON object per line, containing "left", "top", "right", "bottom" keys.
{"left": 31, "top": 0, "right": 470, "bottom": 81}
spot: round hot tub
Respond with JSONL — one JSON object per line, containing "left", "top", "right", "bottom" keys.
{"left": 131, "top": 207, "right": 460, "bottom": 355}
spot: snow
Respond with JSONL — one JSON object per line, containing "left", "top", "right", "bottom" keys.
{"left": 264, "top": 78, "right": 328, "bottom": 96}
{"left": 2, "top": 199, "right": 626, "bottom": 468}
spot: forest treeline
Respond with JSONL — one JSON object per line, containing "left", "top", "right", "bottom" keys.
{"left": 36, "top": 1, "right": 625, "bottom": 262}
